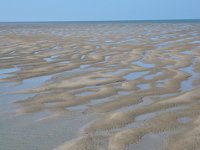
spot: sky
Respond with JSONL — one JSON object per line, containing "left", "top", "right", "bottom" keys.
{"left": 0, "top": 0, "right": 199, "bottom": 22}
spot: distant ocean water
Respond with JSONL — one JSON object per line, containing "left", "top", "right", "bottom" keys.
{"left": 0, "top": 19, "right": 200, "bottom": 25}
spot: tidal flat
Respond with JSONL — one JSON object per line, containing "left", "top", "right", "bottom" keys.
{"left": 0, "top": 22, "right": 200, "bottom": 150}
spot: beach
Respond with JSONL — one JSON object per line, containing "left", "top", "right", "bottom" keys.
{"left": 0, "top": 22, "right": 200, "bottom": 150}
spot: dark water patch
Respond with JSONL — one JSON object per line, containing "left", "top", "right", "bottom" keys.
{"left": 179, "top": 59, "right": 198, "bottom": 92}
{"left": 123, "top": 71, "right": 149, "bottom": 81}
{"left": 0, "top": 56, "right": 14, "bottom": 60}
{"left": 67, "top": 104, "right": 88, "bottom": 112}
{"left": 43, "top": 55, "right": 59, "bottom": 62}
{"left": 81, "top": 55, "right": 85, "bottom": 60}
{"left": 117, "top": 91, "right": 131, "bottom": 96}
{"left": 159, "top": 93, "right": 178, "bottom": 98}
{"left": 58, "top": 61, "right": 70, "bottom": 64}
{"left": 90, "top": 95, "right": 119, "bottom": 106}
{"left": 144, "top": 72, "right": 162, "bottom": 80}
{"left": 76, "top": 91, "right": 96, "bottom": 97}
{"left": 96, "top": 45, "right": 100, "bottom": 49}
{"left": 104, "top": 68, "right": 130, "bottom": 75}
{"left": 104, "top": 40, "right": 113, "bottom": 43}
{"left": 177, "top": 117, "right": 190, "bottom": 124}
{"left": 169, "top": 54, "right": 181, "bottom": 61}
{"left": 137, "top": 83, "right": 150, "bottom": 90}
{"left": 80, "top": 64, "right": 91, "bottom": 69}
{"left": 0, "top": 67, "right": 19, "bottom": 75}
{"left": 132, "top": 60, "right": 155, "bottom": 69}
{"left": 0, "top": 75, "right": 52, "bottom": 93}
{"left": 180, "top": 51, "right": 192, "bottom": 55}
{"left": 0, "top": 67, "right": 20, "bottom": 79}
{"left": 104, "top": 56, "right": 111, "bottom": 62}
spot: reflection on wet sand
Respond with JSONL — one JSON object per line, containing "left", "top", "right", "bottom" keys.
{"left": 0, "top": 22, "right": 200, "bottom": 150}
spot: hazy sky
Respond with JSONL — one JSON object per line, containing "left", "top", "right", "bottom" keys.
{"left": 0, "top": 0, "right": 199, "bottom": 22}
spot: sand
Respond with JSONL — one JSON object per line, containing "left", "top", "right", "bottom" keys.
{"left": 0, "top": 22, "right": 200, "bottom": 150}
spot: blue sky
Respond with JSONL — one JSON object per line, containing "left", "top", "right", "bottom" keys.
{"left": 0, "top": 0, "right": 199, "bottom": 22}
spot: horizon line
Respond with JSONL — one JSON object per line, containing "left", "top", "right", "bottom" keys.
{"left": 0, "top": 19, "right": 200, "bottom": 23}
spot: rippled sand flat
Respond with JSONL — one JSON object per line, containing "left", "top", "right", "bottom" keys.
{"left": 0, "top": 22, "right": 200, "bottom": 150}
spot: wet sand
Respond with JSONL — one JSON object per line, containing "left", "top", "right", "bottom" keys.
{"left": 0, "top": 22, "right": 200, "bottom": 150}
